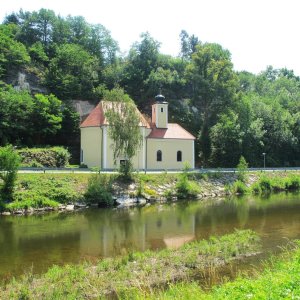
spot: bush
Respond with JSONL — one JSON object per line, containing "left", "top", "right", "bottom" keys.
{"left": 251, "top": 182, "right": 262, "bottom": 194}
{"left": 231, "top": 180, "right": 249, "bottom": 194}
{"left": 84, "top": 174, "right": 113, "bottom": 206}
{"left": 285, "top": 175, "right": 300, "bottom": 190}
{"left": 6, "top": 196, "right": 59, "bottom": 211}
{"left": 0, "top": 145, "right": 20, "bottom": 201}
{"left": 259, "top": 176, "right": 273, "bottom": 193}
{"left": 18, "top": 147, "right": 71, "bottom": 167}
{"left": 176, "top": 174, "right": 201, "bottom": 199}
{"left": 237, "top": 156, "right": 248, "bottom": 182}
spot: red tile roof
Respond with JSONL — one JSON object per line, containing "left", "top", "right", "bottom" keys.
{"left": 80, "top": 101, "right": 149, "bottom": 128}
{"left": 147, "top": 123, "right": 195, "bottom": 140}
{"left": 81, "top": 101, "right": 195, "bottom": 140}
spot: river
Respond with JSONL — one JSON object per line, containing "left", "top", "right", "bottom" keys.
{"left": 0, "top": 192, "right": 300, "bottom": 281}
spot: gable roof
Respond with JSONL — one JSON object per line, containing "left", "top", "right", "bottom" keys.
{"left": 80, "top": 101, "right": 149, "bottom": 128}
{"left": 147, "top": 123, "right": 195, "bottom": 140}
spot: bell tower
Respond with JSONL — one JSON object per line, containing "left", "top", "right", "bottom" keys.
{"left": 151, "top": 94, "right": 168, "bottom": 128}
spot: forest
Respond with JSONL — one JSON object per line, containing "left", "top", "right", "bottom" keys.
{"left": 0, "top": 8, "right": 299, "bottom": 167}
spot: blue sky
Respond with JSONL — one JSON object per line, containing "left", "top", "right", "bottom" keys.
{"left": 1, "top": 0, "right": 300, "bottom": 75}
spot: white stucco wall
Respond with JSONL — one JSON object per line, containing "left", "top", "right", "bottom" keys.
{"left": 80, "top": 127, "right": 102, "bottom": 168}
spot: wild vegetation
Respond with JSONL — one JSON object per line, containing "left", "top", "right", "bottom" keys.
{"left": 0, "top": 9, "right": 299, "bottom": 167}
{"left": 141, "top": 241, "right": 300, "bottom": 300}
{"left": 0, "top": 229, "right": 259, "bottom": 299}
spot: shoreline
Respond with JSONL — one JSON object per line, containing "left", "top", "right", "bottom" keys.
{"left": 1, "top": 171, "right": 299, "bottom": 216}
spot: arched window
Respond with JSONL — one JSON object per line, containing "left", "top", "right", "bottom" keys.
{"left": 177, "top": 151, "right": 182, "bottom": 162}
{"left": 157, "top": 150, "right": 162, "bottom": 161}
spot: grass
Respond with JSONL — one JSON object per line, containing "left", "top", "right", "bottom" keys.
{"left": 252, "top": 173, "right": 300, "bottom": 194}
{"left": 2, "top": 173, "right": 90, "bottom": 211}
{"left": 141, "top": 240, "right": 300, "bottom": 300}
{"left": 0, "top": 229, "right": 259, "bottom": 299}
{"left": 3, "top": 172, "right": 300, "bottom": 211}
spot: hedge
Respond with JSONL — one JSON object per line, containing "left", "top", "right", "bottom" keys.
{"left": 18, "top": 147, "right": 71, "bottom": 167}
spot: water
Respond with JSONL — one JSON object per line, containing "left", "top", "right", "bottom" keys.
{"left": 0, "top": 192, "right": 300, "bottom": 281}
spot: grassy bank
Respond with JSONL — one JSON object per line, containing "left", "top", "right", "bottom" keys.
{"left": 139, "top": 241, "right": 300, "bottom": 300}
{"left": 0, "top": 229, "right": 259, "bottom": 299}
{"left": 1, "top": 171, "right": 300, "bottom": 212}
{"left": 230, "top": 172, "right": 300, "bottom": 195}
{"left": 2, "top": 173, "right": 90, "bottom": 211}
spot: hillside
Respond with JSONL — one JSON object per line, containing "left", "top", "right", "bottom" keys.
{"left": 0, "top": 9, "right": 299, "bottom": 167}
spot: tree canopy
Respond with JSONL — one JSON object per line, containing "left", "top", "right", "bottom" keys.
{"left": 1, "top": 9, "right": 299, "bottom": 167}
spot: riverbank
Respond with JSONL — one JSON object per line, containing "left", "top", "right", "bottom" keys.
{"left": 1, "top": 171, "right": 299, "bottom": 215}
{"left": 0, "top": 229, "right": 259, "bottom": 299}
{"left": 144, "top": 240, "right": 300, "bottom": 299}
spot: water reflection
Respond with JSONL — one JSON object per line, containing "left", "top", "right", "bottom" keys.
{"left": 0, "top": 192, "right": 300, "bottom": 279}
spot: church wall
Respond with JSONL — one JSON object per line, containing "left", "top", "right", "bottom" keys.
{"left": 146, "top": 139, "right": 194, "bottom": 170}
{"left": 80, "top": 127, "right": 102, "bottom": 168}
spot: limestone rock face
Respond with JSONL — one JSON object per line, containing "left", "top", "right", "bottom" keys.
{"left": 5, "top": 69, "right": 49, "bottom": 95}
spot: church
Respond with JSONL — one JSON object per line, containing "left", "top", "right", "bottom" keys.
{"left": 80, "top": 95, "right": 195, "bottom": 170}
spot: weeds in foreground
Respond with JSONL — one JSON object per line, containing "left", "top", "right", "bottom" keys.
{"left": 0, "top": 230, "right": 259, "bottom": 299}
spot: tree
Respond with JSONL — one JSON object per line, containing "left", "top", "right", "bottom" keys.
{"left": 46, "top": 43, "right": 99, "bottom": 99}
{"left": 122, "top": 32, "right": 160, "bottom": 106}
{"left": 104, "top": 88, "right": 142, "bottom": 177}
{"left": 210, "top": 111, "right": 244, "bottom": 167}
{"left": 0, "top": 24, "right": 30, "bottom": 77}
{"left": 0, "top": 145, "right": 20, "bottom": 201}
{"left": 186, "top": 42, "right": 238, "bottom": 165}
{"left": 179, "top": 30, "right": 199, "bottom": 60}
{"left": 237, "top": 156, "right": 248, "bottom": 182}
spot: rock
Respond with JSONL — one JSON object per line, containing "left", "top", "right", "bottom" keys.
{"left": 74, "top": 203, "right": 87, "bottom": 209}
{"left": 129, "top": 184, "right": 136, "bottom": 190}
{"left": 14, "top": 210, "right": 24, "bottom": 215}
{"left": 137, "top": 198, "right": 147, "bottom": 205}
{"left": 116, "top": 196, "right": 137, "bottom": 206}
{"left": 2, "top": 211, "right": 11, "bottom": 216}
{"left": 58, "top": 204, "right": 66, "bottom": 210}
{"left": 66, "top": 205, "right": 75, "bottom": 211}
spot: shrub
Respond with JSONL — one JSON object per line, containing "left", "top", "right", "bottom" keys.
{"left": 0, "top": 145, "right": 21, "bottom": 201}
{"left": 6, "top": 196, "right": 59, "bottom": 210}
{"left": 259, "top": 176, "right": 273, "bottom": 193}
{"left": 231, "top": 180, "right": 249, "bottom": 194}
{"left": 84, "top": 174, "right": 113, "bottom": 206}
{"left": 251, "top": 182, "right": 262, "bottom": 194}
{"left": 18, "top": 147, "right": 71, "bottom": 167}
{"left": 285, "top": 175, "right": 300, "bottom": 190}
{"left": 176, "top": 174, "right": 201, "bottom": 199}
{"left": 237, "top": 156, "right": 248, "bottom": 182}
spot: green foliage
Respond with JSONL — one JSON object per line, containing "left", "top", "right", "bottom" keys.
{"left": 176, "top": 173, "right": 201, "bottom": 199}
{"left": 84, "top": 174, "right": 113, "bottom": 206}
{"left": 0, "top": 145, "right": 20, "bottom": 201}
{"left": 251, "top": 173, "right": 300, "bottom": 194}
{"left": 0, "top": 24, "right": 30, "bottom": 77}
{"left": 237, "top": 155, "right": 248, "bottom": 182}
{"left": 0, "top": 85, "right": 63, "bottom": 146}
{"left": 104, "top": 88, "right": 142, "bottom": 178}
{"left": 6, "top": 196, "right": 59, "bottom": 211}
{"left": 46, "top": 43, "right": 100, "bottom": 100}
{"left": 0, "top": 229, "right": 259, "bottom": 299}
{"left": 18, "top": 147, "right": 70, "bottom": 167}
{"left": 15, "top": 174, "right": 79, "bottom": 204}
{"left": 231, "top": 180, "right": 249, "bottom": 195}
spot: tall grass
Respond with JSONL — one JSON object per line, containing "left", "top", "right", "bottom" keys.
{"left": 0, "top": 230, "right": 259, "bottom": 299}
{"left": 252, "top": 174, "right": 300, "bottom": 194}
{"left": 147, "top": 241, "right": 300, "bottom": 300}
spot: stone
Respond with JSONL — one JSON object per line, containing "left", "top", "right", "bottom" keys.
{"left": 66, "top": 205, "right": 75, "bottom": 211}
{"left": 137, "top": 198, "right": 147, "bottom": 205}
{"left": 2, "top": 211, "right": 11, "bottom": 216}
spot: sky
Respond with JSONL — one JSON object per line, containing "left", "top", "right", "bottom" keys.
{"left": 1, "top": 0, "right": 300, "bottom": 75}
